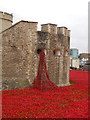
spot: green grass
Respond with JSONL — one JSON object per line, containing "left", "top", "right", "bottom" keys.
{"left": 70, "top": 80, "right": 75, "bottom": 85}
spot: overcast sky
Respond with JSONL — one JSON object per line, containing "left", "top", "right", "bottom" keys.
{"left": 0, "top": 0, "right": 89, "bottom": 54}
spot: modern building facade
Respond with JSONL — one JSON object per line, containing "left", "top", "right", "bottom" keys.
{"left": 70, "top": 48, "right": 79, "bottom": 58}
{"left": 70, "top": 48, "right": 79, "bottom": 69}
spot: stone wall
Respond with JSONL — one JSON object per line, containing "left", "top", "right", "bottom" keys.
{"left": 1, "top": 20, "right": 70, "bottom": 90}
{"left": 2, "top": 21, "right": 38, "bottom": 89}
{"left": 37, "top": 24, "right": 70, "bottom": 86}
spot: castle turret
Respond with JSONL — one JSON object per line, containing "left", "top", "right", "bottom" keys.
{"left": 57, "top": 26, "right": 68, "bottom": 36}
{"left": 0, "top": 11, "right": 13, "bottom": 33}
{"left": 41, "top": 23, "right": 57, "bottom": 34}
{"left": 68, "top": 30, "right": 71, "bottom": 37}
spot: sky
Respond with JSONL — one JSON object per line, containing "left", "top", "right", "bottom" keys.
{"left": 0, "top": 0, "right": 89, "bottom": 54}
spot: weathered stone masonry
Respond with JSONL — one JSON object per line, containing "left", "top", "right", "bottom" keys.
{"left": 0, "top": 12, "right": 71, "bottom": 90}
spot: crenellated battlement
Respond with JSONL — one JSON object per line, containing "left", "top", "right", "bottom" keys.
{"left": 0, "top": 11, "right": 13, "bottom": 22}
{"left": 0, "top": 11, "right": 13, "bottom": 33}
{"left": 41, "top": 23, "right": 57, "bottom": 34}
{"left": 1, "top": 12, "right": 71, "bottom": 90}
{"left": 0, "top": 13, "right": 70, "bottom": 37}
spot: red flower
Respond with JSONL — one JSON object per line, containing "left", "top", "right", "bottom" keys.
{"left": 2, "top": 70, "right": 89, "bottom": 118}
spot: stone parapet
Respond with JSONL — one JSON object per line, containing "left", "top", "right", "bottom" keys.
{"left": 57, "top": 27, "right": 68, "bottom": 36}
{"left": 41, "top": 23, "right": 57, "bottom": 34}
{"left": 0, "top": 12, "right": 13, "bottom": 22}
{"left": 0, "top": 11, "right": 13, "bottom": 33}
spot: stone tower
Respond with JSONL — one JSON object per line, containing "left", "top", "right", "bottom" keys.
{"left": 0, "top": 12, "right": 13, "bottom": 90}
{"left": 0, "top": 11, "right": 13, "bottom": 33}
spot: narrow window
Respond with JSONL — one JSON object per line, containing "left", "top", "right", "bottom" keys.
{"left": 37, "top": 49, "right": 42, "bottom": 54}
{"left": 53, "top": 49, "right": 60, "bottom": 56}
{"left": 22, "top": 45, "right": 24, "bottom": 51}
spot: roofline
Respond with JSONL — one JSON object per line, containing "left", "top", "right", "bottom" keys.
{"left": 20, "top": 20, "right": 38, "bottom": 23}
{"left": 0, "top": 20, "right": 38, "bottom": 34}
{"left": 70, "top": 48, "right": 78, "bottom": 50}
{"left": 58, "top": 26, "right": 68, "bottom": 29}
{"left": 0, "top": 11, "right": 13, "bottom": 16}
{"left": 41, "top": 23, "right": 57, "bottom": 26}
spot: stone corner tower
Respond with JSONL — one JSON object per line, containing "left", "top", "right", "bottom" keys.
{"left": 0, "top": 11, "right": 13, "bottom": 33}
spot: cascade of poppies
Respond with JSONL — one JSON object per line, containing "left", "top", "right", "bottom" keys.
{"left": 31, "top": 51, "right": 58, "bottom": 91}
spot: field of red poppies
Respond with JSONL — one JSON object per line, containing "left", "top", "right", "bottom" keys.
{"left": 1, "top": 70, "right": 89, "bottom": 118}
